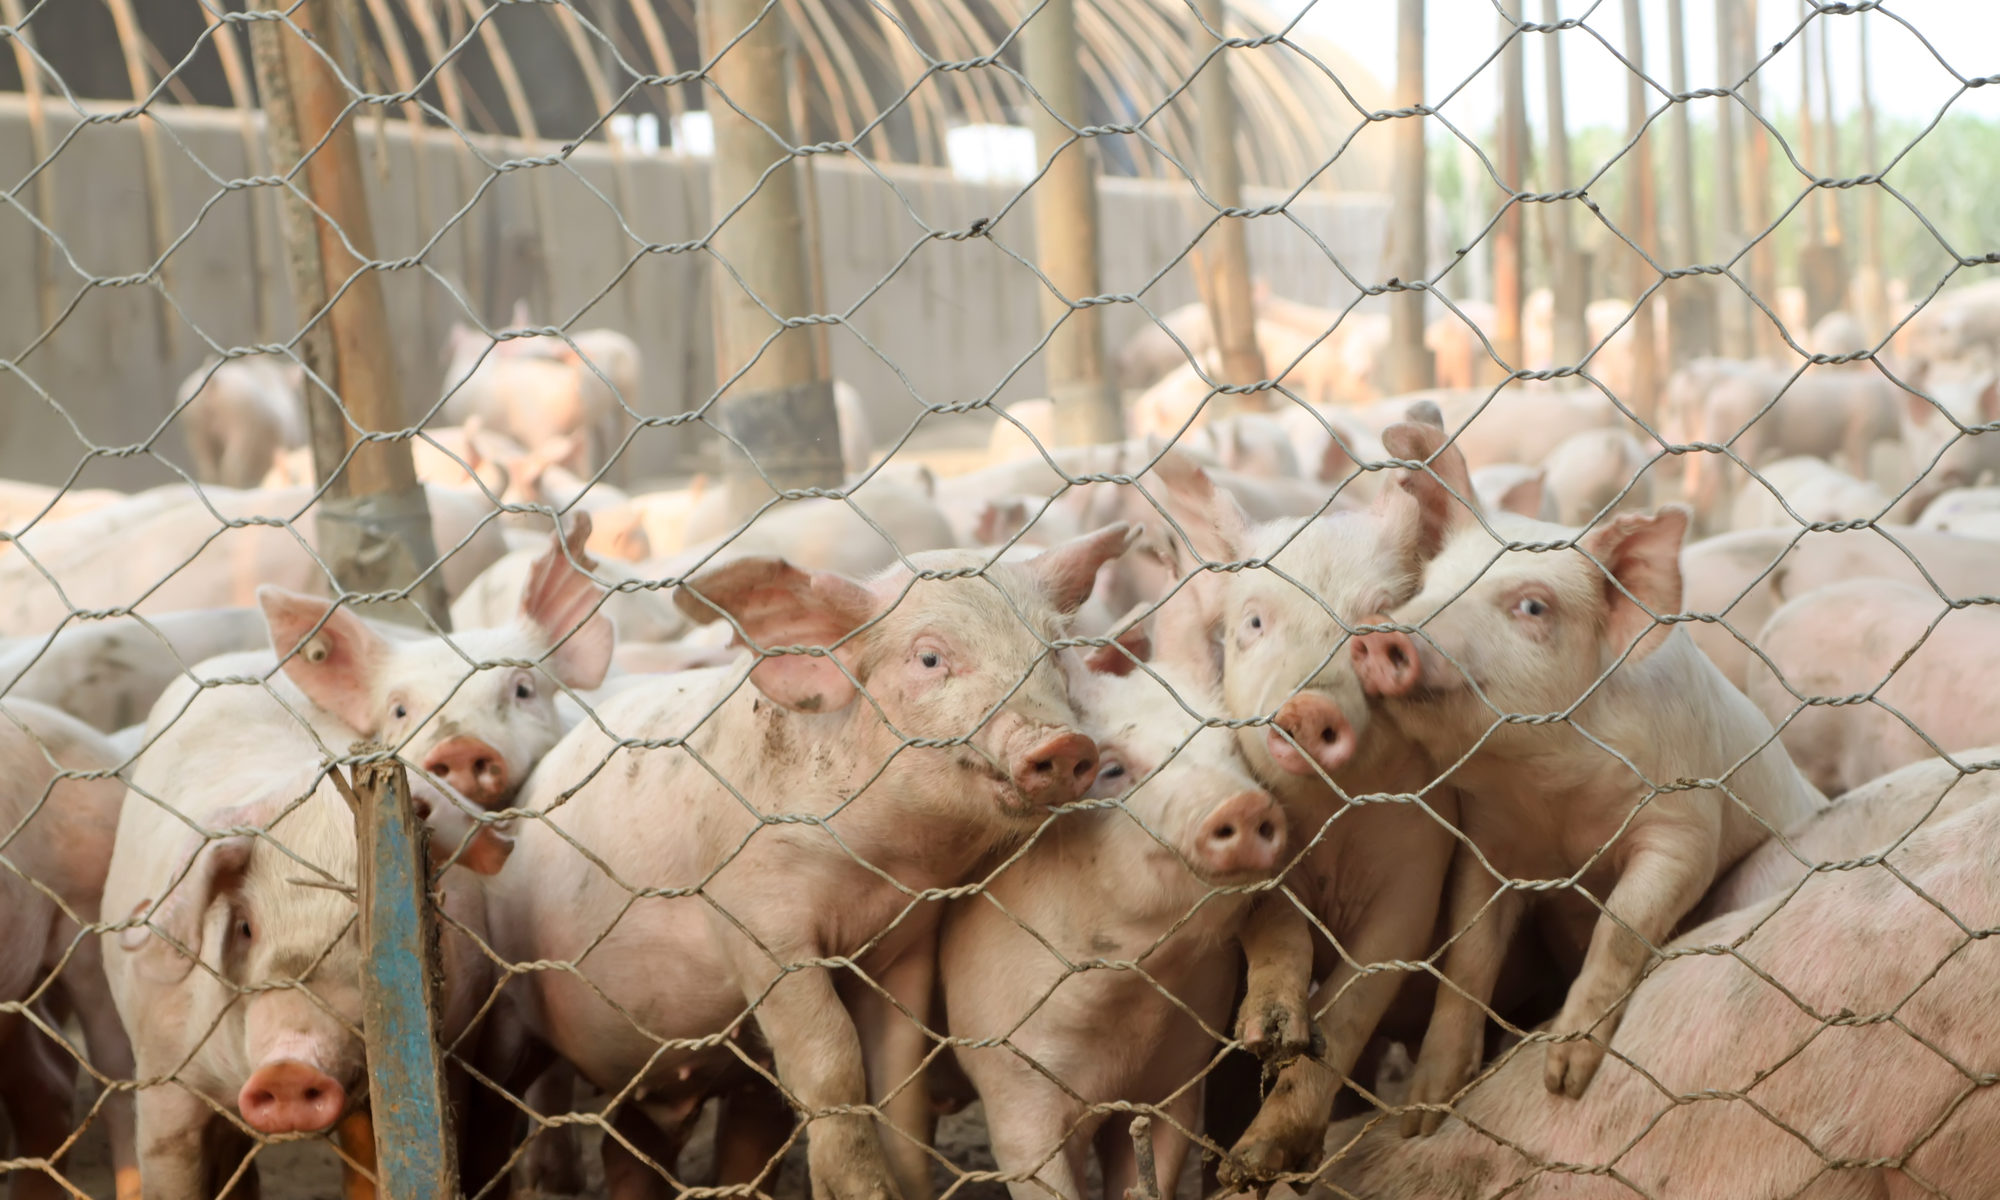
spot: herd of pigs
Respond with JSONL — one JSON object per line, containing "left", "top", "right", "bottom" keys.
{"left": 3, "top": 277, "right": 2000, "bottom": 1200}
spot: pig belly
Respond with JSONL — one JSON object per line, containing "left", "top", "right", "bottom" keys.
{"left": 522, "top": 892, "right": 749, "bottom": 1093}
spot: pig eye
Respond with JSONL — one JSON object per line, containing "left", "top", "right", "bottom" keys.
{"left": 391, "top": 703, "right": 408, "bottom": 720}
{"left": 1514, "top": 596, "right": 1549, "bottom": 619}
{"left": 918, "top": 651, "right": 942, "bottom": 670}
{"left": 515, "top": 679, "right": 534, "bottom": 700}
{"left": 1086, "top": 758, "right": 1129, "bottom": 799}
{"left": 236, "top": 919, "right": 253, "bottom": 942}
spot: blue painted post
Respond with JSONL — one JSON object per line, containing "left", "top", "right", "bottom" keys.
{"left": 351, "top": 755, "right": 459, "bottom": 1198}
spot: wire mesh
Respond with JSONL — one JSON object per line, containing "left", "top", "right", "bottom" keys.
{"left": 3, "top": 1, "right": 2000, "bottom": 1199}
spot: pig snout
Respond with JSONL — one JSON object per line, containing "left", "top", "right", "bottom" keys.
{"left": 422, "top": 736, "right": 510, "bottom": 807}
{"left": 1352, "top": 627, "right": 1421, "bottom": 698}
{"left": 1191, "top": 791, "right": 1287, "bottom": 878}
{"left": 238, "top": 1060, "right": 346, "bottom": 1135}
{"left": 1009, "top": 731, "right": 1100, "bottom": 807}
{"left": 1267, "top": 693, "right": 1355, "bottom": 775}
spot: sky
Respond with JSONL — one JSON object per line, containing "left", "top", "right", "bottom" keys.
{"left": 1271, "top": 0, "right": 2000, "bottom": 133}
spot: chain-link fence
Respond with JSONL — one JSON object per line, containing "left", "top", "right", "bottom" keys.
{"left": 4, "top": 0, "right": 2000, "bottom": 1197}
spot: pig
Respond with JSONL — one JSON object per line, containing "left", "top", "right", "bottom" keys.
{"left": 441, "top": 323, "right": 623, "bottom": 477}
{"left": 1727, "top": 455, "right": 1889, "bottom": 531}
{"left": 1425, "top": 299, "right": 1497, "bottom": 391}
{"left": 942, "top": 612, "right": 1288, "bottom": 1200}
{"left": 1362, "top": 474, "right": 1822, "bottom": 1122}
{"left": 1808, "top": 310, "right": 1870, "bottom": 361}
{"left": 678, "top": 473, "right": 958, "bottom": 579}
{"left": 1114, "top": 298, "right": 1215, "bottom": 390}
{"left": 0, "top": 700, "right": 141, "bottom": 1200}
{"left": 101, "top": 678, "right": 507, "bottom": 1195}
{"left": 1890, "top": 373, "right": 2000, "bottom": 522}
{"left": 1745, "top": 578, "right": 2000, "bottom": 796}
{"left": 1320, "top": 792, "right": 2000, "bottom": 1199}
{"left": 1539, "top": 428, "right": 1655, "bottom": 526}
{"left": 174, "top": 355, "right": 308, "bottom": 489}
{"left": 1916, "top": 485, "right": 2000, "bottom": 534}
{"left": 1470, "top": 464, "right": 1553, "bottom": 519}
{"left": 0, "top": 607, "right": 270, "bottom": 732}
{"left": 0, "top": 484, "right": 508, "bottom": 637}
{"left": 1896, "top": 276, "right": 2000, "bottom": 377}
{"left": 0, "top": 480, "right": 126, "bottom": 549}
{"left": 1680, "top": 525, "right": 2000, "bottom": 691}
{"left": 1154, "top": 426, "right": 1463, "bottom": 1182}
{"left": 1428, "top": 387, "right": 1626, "bottom": 472}
{"left": 1702, "top": 743, "right": 2000, "bottom": 918}
{"left": 451, "top": 538, "right": 688, "bottom": 646}
{"left": 484, "top": 525, "right": 1137, "bottom": 1200}
{"left": 1679, "top": 366, "right": 1903, "bottom": 530}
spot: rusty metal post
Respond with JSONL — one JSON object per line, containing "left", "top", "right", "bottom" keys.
{"left": 1388, "top": 0, "right": 1433, "bottom": 394}
{"left": 247, "top": 0, "right": 447, "bottom": 630}
{"left": 1713, "top": 0, "right": 1749, "bottom": 358}
{"left": 1665, "top": 0, "right": 1715, "bottom": 359}
{"left": 1540, "top": 0, "right": 1589, "bottom": 370}
{"left": 1856, "top": 9, "right": 1885, "bottom": 332}
{"left": 1025, "top": 0, "right": 1122, "bottom": 443}
{"left": 1194, "top": 0, "right": 1269, "bottom": 403}
{"left": 701, "top": 0, "right": 845, "bottom": 511}
{"left": 1492, "top": 5, "right": 1526, "bottom": 373}
{"left": 347, "top": 755, "right": 458, "bottom": 1200}
{"left": 1621, "top": 0, "right": 1659, "bottom": 419}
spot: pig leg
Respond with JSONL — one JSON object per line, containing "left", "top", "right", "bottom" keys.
{"left": 980, "top": 1088, "right": 1085, "bottom": 1200}
{"left": 600, "top": 1105, "right": 686, "bottom": 1200}
{"left": 713, "top": 1077, "right": 796, "bottom": 1187}
{"left": 1234, "top": 896, "right": 1315, "bottom": 1062}
{"left": 0, "top": 1013, "right": 78, "bottom": 1200}
{"left": 748, "top": 965, "right": 901, "bottom": 1200}
{"left": 1401, "top": 847, "right": 1525, "bottom": 1138}
{"left": 1542, "top": 825, "right": 1718, "bottom": 1098}
{"left": 520, "top": 1062, "right": 586, "bottom": 1196}
{"left": 1223, "top": 873, "right": 1444, "bottom": 1183}
{"left": 851, "top": 942, "right": 938, "bottom": 1200}
{"left": 60, "top": 940, "right": 143, "bottom": 1200}
{"left": 135, "top": 1083, "right": 217, "bottom": 1198}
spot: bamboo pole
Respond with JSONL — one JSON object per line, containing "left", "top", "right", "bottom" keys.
{"left": 1738, "top": 0, "right": 1778, "bottom": 355}
{"left": 1025, "top": 0, "right": 1123, "bottom": 443}
{"left": 1621, "top": 0, "right": 1659, "bottom": 419}
{"left": 248, "top": 0, "right": 446, "bottom": 628}
{"left": 1541, "top": 0, "right": 1588, "bottom": 369}
{"left": 1665, "top": 0, "right": 1714, "bottom": 358}
{"left": 701, "top": 0, "right": 846, "bottom": 507}
{"left": 1194, "top": 0, "right": 1269, "bottom": 402}
{"left": 1388, "top": 0, "right": 1432, "bottom": 394}
{"left": 1493, "top": 5, "right": 1526, "bottom": 373}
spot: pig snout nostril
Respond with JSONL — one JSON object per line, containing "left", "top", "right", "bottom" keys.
{"left": 1071, "top": 755, "right": 1095, "bottom": 782}
{"left": 1213, "top": 823, "right": 1237, "bottom": 840}
{"left": 1257, "top": 819, "right": 1277, "bottom": 841}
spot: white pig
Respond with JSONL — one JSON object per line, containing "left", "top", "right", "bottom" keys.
{"left": 485, "top": 526, "right": 1137, "bottom": 1200}
{"left": 0, "top": 608, "right": 270, "bottom": 732}
{"left": 174, "top": 356, "right": 307, "bottom": 489}
{"left": 1363, "top": 474, "right": 1822, "bottom": 1123}
{"left": 0, "top": 700, "right": 141, "bottom": 1200}
{"left": 943, "top": 614, "right": 1288, "bottom": 1200}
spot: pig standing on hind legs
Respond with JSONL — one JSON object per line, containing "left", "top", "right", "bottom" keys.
{"left": 1356, "top": 454, "right": 1823, "bottom": 1130}
{"left": 1153, "top": 420, "right": 1466, "bottom": 1186}
{"left": 485, "top": 527, "right": 1140, "bottom": 1200}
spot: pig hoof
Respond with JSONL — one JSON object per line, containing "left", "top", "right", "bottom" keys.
{"left": 1543, "top": 1039, "right": 1605, "bottom": 1099}
{"left": 1238, "top": 1002, "right": 1312, "bottom": 1062}
{"left": 1220, "top": 1119, "right": 1322, "bottom": 1188}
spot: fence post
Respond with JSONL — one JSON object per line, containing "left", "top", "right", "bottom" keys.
{"left": 247, "top": 0, "right": 447, "bottom": 630}
{"left": 1855, "top": 9, "right": 1885, "bottom": 333}
{"left": 1388, "top": 0, "right": 1432, "bottom": 395}
{"left": 346, "top": 753, "right": 458, "bottom": 1199}
{"left": 1540, "top": 0, "right": 1589, "bottom": 371}
{"left": 1736, "top": 0, "right": 1779, "bottom": 356}
{"left": 1799, "top": 9, "right": 1847, "bottom": 330}
{"left": 1620, "top": 0, "right": 1659, "bottom": 422}
{"left": 1665, "top": 0, "right": 1716, "bottom": 360}
{"left": 1025, "top": 0, "right": 1122, "bottom": 444}
{"left": 1492, "top": 5, "right": 1526, "bottom": 376}
{"left": 1712, "top": 0, "right": 1749, "bottom": 358}
{"left": 700, "top": 0, "right": 844, "bottom": 516}
{"left": 1193, "top": 0, "right": 1269, "bottom": 403}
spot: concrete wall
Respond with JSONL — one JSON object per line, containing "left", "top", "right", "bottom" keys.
{"left": 0, "top": 95, "right": 1415, "bottom": 491}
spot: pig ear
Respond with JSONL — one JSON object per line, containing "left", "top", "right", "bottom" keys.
{"left": 975, "top": 498, "right": 1029, "bottom": 546}
{"left": 591, "top": 505, "right": 651, "bottom": 563}
{"left": 1403, "top": 398, "right": 1445, "bottom": 429}
{"left": 1025, "top": 523, "right": 1142, "bottom": 616}
{"left": 1318, "top": 433, "right": 1360, "bottom": 485}
{"left": 120, "top": 831, "right": 255, "bottom": 983}
{"left": 1382, "top": 421, "right": 1480, "bottom": 560}
{"left": 1083, "top": 611, "right": 1152, "bottom": 676}
{"left": 520, "top": 514, "right": 615, "bottom": 690}
{"left": 1579, "top": 505, "right": 1690, "bottom": 659}
{"left": 259, "top": 587, "right": 391, "bottom": 733}
{"left": 1154, "top": 448, "right": 1251, "bottom": 564}
{"left": 1495, "top": 470, "right": 1548, "bottom": 518}
{"left": 675, "top": 557, "right": 877, "bottom": 712}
